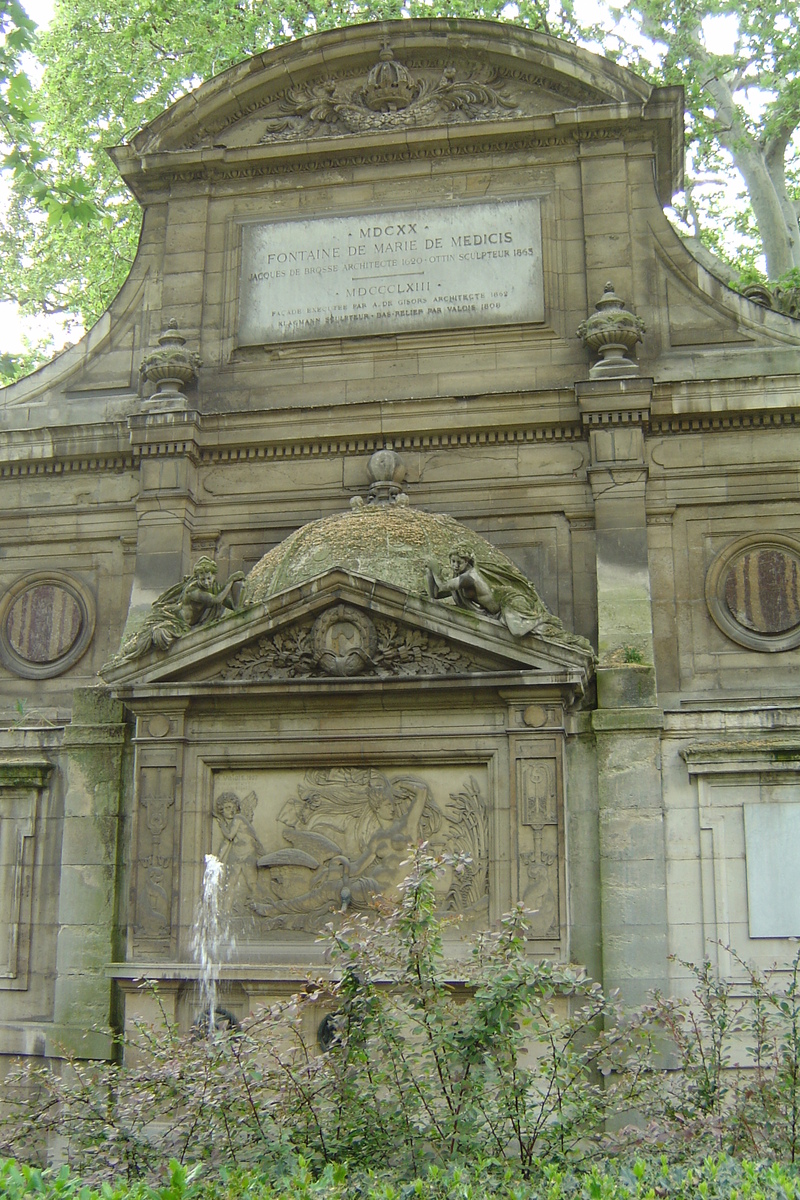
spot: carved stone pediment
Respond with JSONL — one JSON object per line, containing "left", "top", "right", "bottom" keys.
{"left": 119, "top": 21, "right": 652, "bottom": 162}
{"left": 194, "top": 51, "right": 600, "bottom": 149}
{"left": 102, "top": 568, "right": 594, "bottom": 693}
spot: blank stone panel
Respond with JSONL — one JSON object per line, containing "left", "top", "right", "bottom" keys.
{"left": 744, "top": 802, "right": 800, "bottom": 938}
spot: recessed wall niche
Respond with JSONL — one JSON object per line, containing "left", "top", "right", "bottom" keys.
{"left": 705, "top": 535, "right": 800, "bottom": 652}
{"left": 0, "top": 572, "right": 96, "bottom": 678}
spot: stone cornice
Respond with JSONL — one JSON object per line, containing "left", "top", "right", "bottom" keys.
{"left": 650, "top": 410, "right": 800, "bottom": 434}
{"left": 2, "top": 391, "right": 800, "bottom": 476}
{"left": 0, "top": 451, "right": 137, "bottom": 479}
{"left": 114, "top": 110, "right": 677, "bottom": 201}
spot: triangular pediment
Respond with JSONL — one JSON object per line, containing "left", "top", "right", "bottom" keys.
{"left": 101, "top": 568, "right": 593, "bottom": 692}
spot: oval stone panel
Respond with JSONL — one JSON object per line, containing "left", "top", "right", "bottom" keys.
{"left": 724, "top": 548, "right": 800, "bottom": 635}
{"left": 5, "top": 583, "right": 84, "bottom": 664}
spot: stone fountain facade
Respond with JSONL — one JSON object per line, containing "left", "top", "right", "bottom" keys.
{"left": 1, "top": 19, "right": 800, "bottom": 1065}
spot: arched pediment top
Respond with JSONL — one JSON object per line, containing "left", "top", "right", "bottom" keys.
{"left": 121, "top": 18, "right": 657, "bottom": 159}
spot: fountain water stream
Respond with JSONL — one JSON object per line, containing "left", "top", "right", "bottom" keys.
{"left": 190, "top": 853, "right": 235, "bottom": 1034}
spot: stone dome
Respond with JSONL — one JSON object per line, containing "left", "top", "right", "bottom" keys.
{"left": 242, "top": 502, "right": 528, "bottom": 604}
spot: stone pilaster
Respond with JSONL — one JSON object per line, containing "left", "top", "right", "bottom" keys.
{"left": 122, "top": 411, "right": 202, "bottom": 644}
{"left": 49, "top": 689, "right": 127, "bottom": 1058}
{"left": 578, "top": 379, "right": 668, "bottom": 1003}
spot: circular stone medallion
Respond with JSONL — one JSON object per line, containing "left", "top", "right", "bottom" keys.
{"left": 706, "top": 537, "right": 800, "bottom": 652}
{"left": 312, "top": 604, "right": 377, "bottom": 676}
{"left": 0, "top": 573, "right": 95, "bottom": 678}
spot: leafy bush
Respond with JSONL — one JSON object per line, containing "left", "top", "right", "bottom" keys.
{"left": 0, "top": 853, "right": 648, "bottom": 1182}
{"left": 641, "top": 947, "right": 800, "bottom": 1161}
{"left": 5, "top": 853, "right": 800, "bottom": 1181}
{"left": 2, "top": 1154, "right": 800, "bottom": 1200}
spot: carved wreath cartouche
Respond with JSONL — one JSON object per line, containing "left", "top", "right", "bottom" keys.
{"left": 259, "top": 45, "right": 518, "bottom": 140}
{"left": 211, "top": 608, "right": 484, "bottom": 681}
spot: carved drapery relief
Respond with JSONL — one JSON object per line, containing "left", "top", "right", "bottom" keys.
{"left": 0, "top": 763, "right": 49, "bottom": 989}
{"left": 211, "top": 766, "right": 489, "bottom": 933}
{"left": 212, "top": 608, "right": 484, "bottom": 681}
{"left": 518, "top": 758, "right": 559, "bottom": 939}
{"left": 134, "top": 766, "right": 176, "bottom": 940}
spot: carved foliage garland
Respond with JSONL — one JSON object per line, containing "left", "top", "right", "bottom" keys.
{"left": 213, "top": 608, "right": 485, "bottom": 680}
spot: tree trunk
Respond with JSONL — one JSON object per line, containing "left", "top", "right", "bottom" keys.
{"left": 720, "top": 135, "right": 800, "bottom": 280}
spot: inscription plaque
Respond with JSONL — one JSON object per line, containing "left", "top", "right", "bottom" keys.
{"left": 239, "top": 199, "right": 544, "bottom": 345}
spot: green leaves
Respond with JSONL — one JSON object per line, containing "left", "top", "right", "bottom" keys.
{"left": 0, "top": 0, "right": 798, "bottom": 376}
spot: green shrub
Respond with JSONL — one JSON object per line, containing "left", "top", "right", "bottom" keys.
{"left": 2, "top": 1155, "right": 800, "bottom": 1200}
{"left": 0, "top": 853, "right": 648, "bottom": 1182}
{"left": 5, "top": 853, "right": 800, "bottom": 1181}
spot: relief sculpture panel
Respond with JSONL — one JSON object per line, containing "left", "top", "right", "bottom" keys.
{"left": 0, "top": 786, "right": 39, "bottom": 988}
{"left": 133, "top": 766, "right": 176, "bottom": 940}
{"left": 517, "top": 758, "right": 560, "bottom": 939}
{"left": 210, "top": 765, "right": 489, "bottom": 935}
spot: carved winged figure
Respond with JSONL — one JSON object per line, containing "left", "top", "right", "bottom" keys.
{"left": 213, "top": 789, "right": 264, "bottom": 916}
{"left": 112, "top": 557, "right": 247, "bottom": 664}
{"left": 427, "top": 545, "right": 593, "bottom": 653}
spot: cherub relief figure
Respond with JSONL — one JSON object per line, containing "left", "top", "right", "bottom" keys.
{"left": 213, "top": 790, "right": 263, "bottom": 916}
{"left": 115, "top": 557, "right": 246, "bottom": 662}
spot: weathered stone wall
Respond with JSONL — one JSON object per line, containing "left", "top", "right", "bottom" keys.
{"left": 0, "top": 19, "right": 799, "bottom": 1059}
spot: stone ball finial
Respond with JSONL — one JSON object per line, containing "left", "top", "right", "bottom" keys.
{"left": 367, "top": 448, "right": 405, "bottom": 484}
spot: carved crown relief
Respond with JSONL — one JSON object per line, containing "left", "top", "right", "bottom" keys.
{"left": 195, "top": 44, "right": 602, "bottom": 149}
{"left": 259, "top": 46, "right": 518, "bottom": 139}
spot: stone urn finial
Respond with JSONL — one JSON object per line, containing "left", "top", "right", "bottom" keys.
{"left": 577, "top": 282, "right": 646, "bottom": 379}
{"left": 367, "top": 447, "right": 407, "bottom": 503}
{"left": 139, "top": 318, "right": 202, "bottom": 412}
